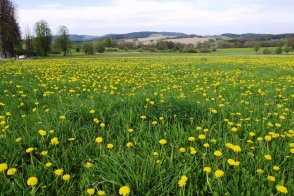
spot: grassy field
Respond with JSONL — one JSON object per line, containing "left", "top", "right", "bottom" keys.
{"left": 0, "top": 53, "right": 293, "bottom": 195}
{"left": 49, "top": 47, "right": 294, "bottom": 59}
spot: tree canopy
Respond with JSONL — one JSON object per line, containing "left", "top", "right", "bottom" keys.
{"left": 0, "top": 0, "right": 21, "bottom": 58}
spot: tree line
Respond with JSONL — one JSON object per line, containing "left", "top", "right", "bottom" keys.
{"left": 0, "top": 0, "right": 71, "bottom": 58}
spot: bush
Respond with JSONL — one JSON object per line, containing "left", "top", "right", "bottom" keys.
{"left": 81, "top": 42, "right": 94, "bottom": 55}
{"left": 275, "top": 47, "right": 282, "bottom": 54}
{"left": 95, "top": 43, "right": 105, "bottom": 53}
{"left": 263, "top": 48, "right": 271, "bottom": 54}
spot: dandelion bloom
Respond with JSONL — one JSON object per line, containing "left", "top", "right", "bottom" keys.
{"left": 98, "top": 190, "right": 106, "bottom": 196}
{"left": 27, "top": 177, "right": 38, "bottom": 187}
{"left": 203, "top": 167, "right": 211, "bottom": 173}
{"left": 232, "top": 145, "right": 241, "bottom": 153}
{"left": 119, "top": 185, "right": 130, "bottom": 196}
{"left": 273, "top": 166, "right": 280, "bottom": 171}
{"left": 126, "top": 142, "right": 133, "bottom": 148}
{"left": 54, "top": 169, "right": 63, "bottom": 176}
{"left": 107, "top": 143, "right": 114, "bottom": 149}
{"left": 159, "top": 139, "right": 167, "bottom": 145}
{"left": 85, "top": 162, "right": 93, "bottom": 168}
{"left": 62, "top": 174, "right": 71, "bottom": 181}
{"left": 127, "top": 129, "right": 134, "bottom": 133}
{"left": 188, "top": 136, "right": 195, "bottom": 142}
{"left": 190, "top": 147, "right": 197, "bottom": 155}
{"left": 38, "top": 130, "right": 47, "bottom": 136}
{"left": 214, "top": 169, "right": 224, "bottom": 178}
{"left": 198, "top": 134, "right": 206, "bottom": 140}
{"left": 214, "top": 150, "right": 222, "bottom": 157}
{"left": 100, "top": 123, "right": 105, "bottom": 127}
{"left": 51, "top": 137, "right": 59, "bottom": 145}
{"left": 15, "top": 137, "right": 22, "bottom": 142}
{"left": 211, "top": 109, "right": 217, "bottom": 114}
{"left": 152, "top": 152, "right": 159, "bottom": 156}
{"left": 227, "top": 159, "right": 240, "bottom": 166}
{"left": 59, "top": 115, "right": 66, "bottom": 120}
{"left": 26, "top": 147, "right": 35, "bottom": 153}
{"left": 267, "top": 175, "right": 275, "bottom": 182}
{"left": 178, "top": 175, "right": 188, "bottom": 187}
{"left": 0, "top": 163, "right": 8, "bottom": 172}
{"left": 276, "top": 185, "right": 288, "bottom": 194}
{"left": 45, "top": 162, "right": 52, "bottom": 167}
{"left": 95, "top": 137, "right": 103, "bottom": 143}
{"left": 89, "top": 109, "right": 95, "bottom": 114}
{"left": 179, "top": 147, "right": 186, "bottom": 153}
{"left": 231, "top": 127, "right": 238, "bottom": 132}
{"left": 7, "top": 168, "right": 17, "bottom": 176}
{"left": 87, "top": 188, "right": 95, "bottom": 195}
{"left": 264, "top": 155, "right": 272, "bottom": 161}
{"left": 256, "top": 169, "right": 264, "bottom": 174}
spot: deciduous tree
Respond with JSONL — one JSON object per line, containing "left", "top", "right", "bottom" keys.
{"left": 0, "top": 0, "right": 21, "bottom": 58}
{"left": 33, "top": 20, "right": 52, "bottom": 56}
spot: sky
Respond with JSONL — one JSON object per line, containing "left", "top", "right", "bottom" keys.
{"left": 13, "top": 0, "right": 294, "bottom": 36}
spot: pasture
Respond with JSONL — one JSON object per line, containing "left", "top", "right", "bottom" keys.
{"left": 0, "top": 54, "right": 293, "bottom": 195}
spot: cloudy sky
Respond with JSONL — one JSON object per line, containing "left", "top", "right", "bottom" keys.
{"left": 14, "top": 0, "right": 294, "bottom": 36}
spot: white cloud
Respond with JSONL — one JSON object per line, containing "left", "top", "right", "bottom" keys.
{"left": 18, "top": 0, "right": 294, "bottom": 35}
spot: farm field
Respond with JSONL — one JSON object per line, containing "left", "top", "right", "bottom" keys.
{"left": 0, "top": 55, "right": 293, "bottom": 195}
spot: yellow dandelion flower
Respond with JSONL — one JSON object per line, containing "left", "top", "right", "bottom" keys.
{"left": 159, "top": 139, "right": 167, "bottom": 145}
{"left": 45, "top": 162, "right": 52, "bottom": 167}
{"left": 51, "top": 137, "right": 59, "bottom": 145}
{"left": 213, "top": 150, "right": 222, "bottom": 157}
{"left": 62, "top": 174, "right": 71, "bottom": 181}
{"left": 214, "top": 169, "right": 224, "bottom": 178}
{"left": 95, "top": 137, "right": 103, "bottom": 143}
{"left": 38, "top": 130, "right": 47, "bottom": 136}
{"left": 85, "top": 162, "right": 93, "bottom": 168}
{"left": 126, "top": 142, "right": 133, "bottom": 148}
{"left": 179, "top": 147, "right": 186, "bottom": 153}
{"left": 54, "top": 169, "right": 63, "bottom": 176}
{"left": 198, "top": 134, "right": 206, "bottom": 140}
{"left": 203, "top": 167, "right": 211, "bottom": 173}
{"left": 119, "top": 185, "right": 130, "bottom": 196}
{"left": 7, "top": 168, "right": 17, "bottom": 176}
{"left": 0, "top": 163, "right": 8, "bottom": 172}
{"left": 267, "top": 175, "right": 275, "bottom": 182}
{"left": 27, "top": 177, "right": 38, "bottom": 187}
{"left": 276, "top": 185, "right": 288, "bottom": 194}
{"left": 178, "top": 175, "right": 188, "bottom": 188}
{"left": 190, "top": 147, "right": 197, "bottom": 155}
{"left": 107, "top": 143, "right": 114, "bottom": 149}
{"left": 26, "top": 147, "right": 35, "bottom": 153}
{"left": 264, "top": 155, "right": 272, "bottom": 161}
{"left": 98, "top": 190, "right": 106, "bottom": 196}
{"left": 188, "top": 136, "right": 195, "bottom": 142}
{"left": 87, "top": 188, "right": 95, "bottom": 195}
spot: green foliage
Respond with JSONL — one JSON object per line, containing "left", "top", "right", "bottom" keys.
{"left": 54, "top": 26, "right": 71, "bottom": 56}
{"left": 283, "top": 45, "right": 291, "bottom": 54}
{"left": 95, "top": 42, "right": 105, "bottom": 53}
{"left": 0, "top": 0, "right": 21, "bottom": 58}
{"left": 0, "top": 56, "right": 293, "bottom": 195}
{"left": 81, "top": 42, "right": 94, "bottom": 55}
{"left": 33, "top": 20, "right": 52, "bottom": 56}
{"left": 275, "top": 47, "right": 283, "bottom": 54}
{"left": 262, "top": 48, "right": 271, "bottom": 54}
{"left": 253, "top": 42, "right": 260, "bottom": 54}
